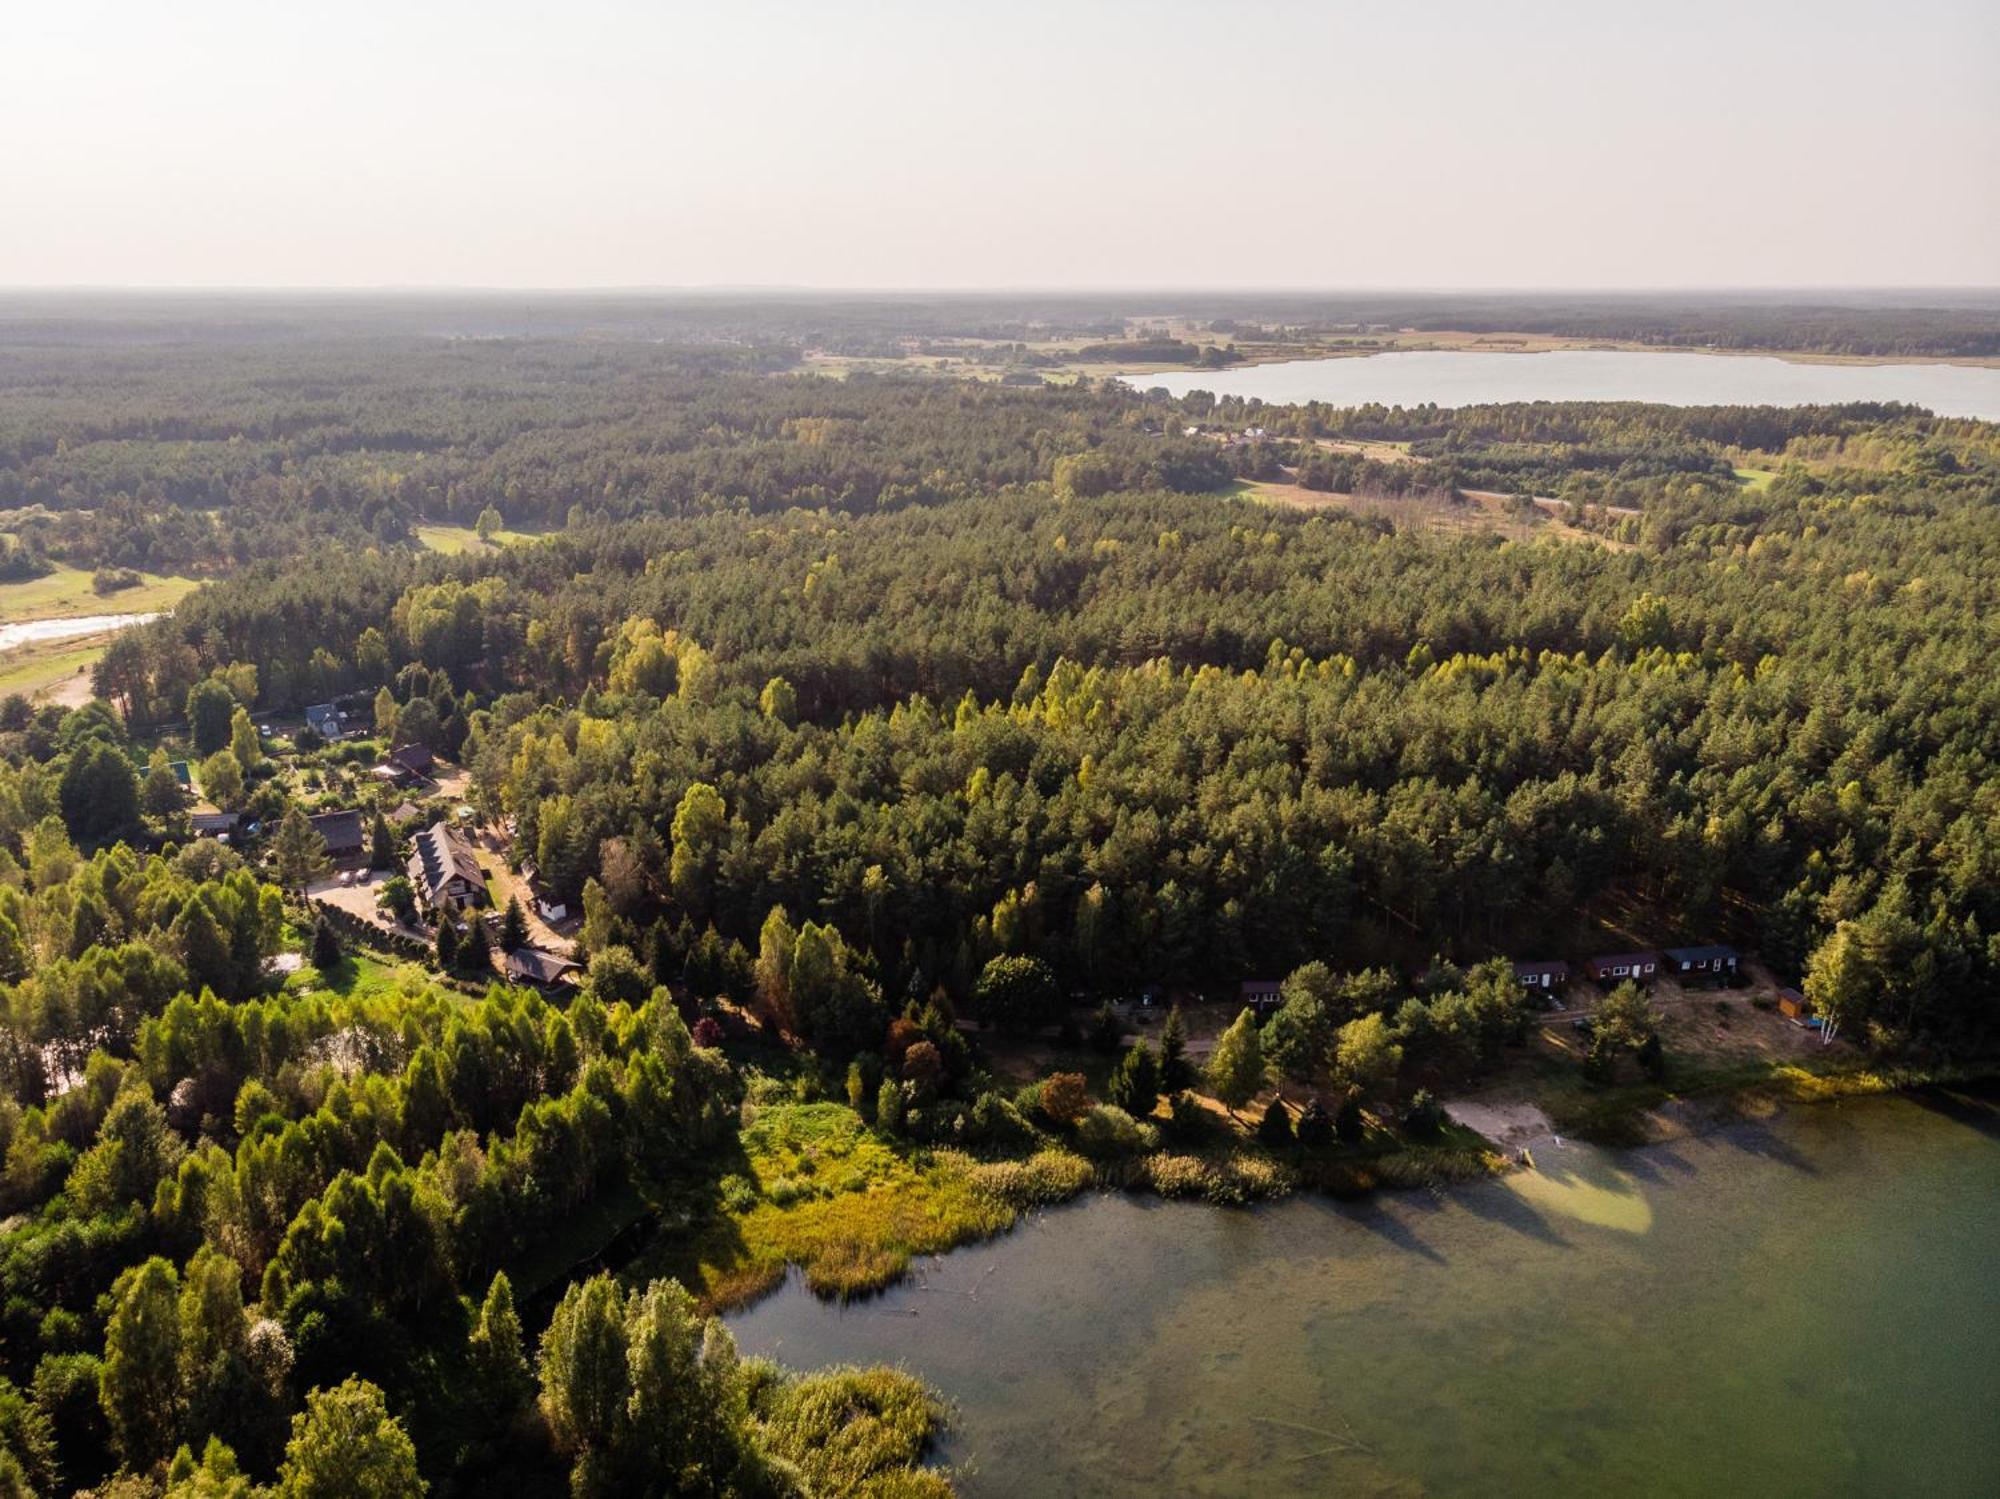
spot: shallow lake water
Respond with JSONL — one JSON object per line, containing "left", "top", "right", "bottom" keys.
{"left": 1120, "top": 349, "right": 2000, "bottom": 421}
{"left": 0, "top": 611, "right": 159, "bottom": 652}
{"left": 727, "top": 1091, "right": 2000, "bottom": 1497}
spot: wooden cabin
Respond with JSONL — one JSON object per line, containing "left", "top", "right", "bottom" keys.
{"left": 1585, "top": 951, "right": 1660, "bottom": 983}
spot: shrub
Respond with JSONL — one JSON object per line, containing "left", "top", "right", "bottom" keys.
{"left": 1637, "top": 1032, "right": 1666, "bottom": 1081}
{"left": 691, "top": 1017, "right": 723, "bottom": 1048}
{"left": 1075, "top": 1104, "right": 1153, "bottom": 1158}
{"left": 875, "top": 1079, "right": 906, "bottom": 1135}
{"left": 1402, "top": 1088, "right": 1445, "bottom": 1139}
{"left": 1038, "top": 1072, "right": 1090, "bottom": 1126}
{"left": 904, "top": 1100, "right": 967, "bottom": 1144}
{"left": 1165, "top": 1090, "right": 1210, "bottom": 1143}
{"left": 966, "top": 1091, "right": 1035, "bottom": 1149}
{"left": 1142, "top": 1153, "right": 1215, "bottom": 1199}
{"left": 1088, "top": 1002, "right": 1122, "bottom": 1055}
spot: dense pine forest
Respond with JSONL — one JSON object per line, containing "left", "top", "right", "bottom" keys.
{"left": 1, "top": 311, "right": 1997, "bottom": 1495}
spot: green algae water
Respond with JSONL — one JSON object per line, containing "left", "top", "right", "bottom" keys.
{"left": 726, "top": 1091, "right": 2000, "bottom": 1497}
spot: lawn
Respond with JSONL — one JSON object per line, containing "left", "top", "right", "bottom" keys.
{"left": 0, "top": 563, "right": 200, "bottom": 624}
{"left": 415, "top": 523, "right": 542, "bottom": 555}
{"left": 288, "top": 950, "right": 427, "bottom": 1005}
{"left": 1734, "top": 465, "right": 1779, "bottom": 491}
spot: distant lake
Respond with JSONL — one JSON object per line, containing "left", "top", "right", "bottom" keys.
{"left": 1121, "top": 349, "right": 2000, "bottom": 420}
{"left": 729, "top": 1091, "right": 2000, "bottom": 1497}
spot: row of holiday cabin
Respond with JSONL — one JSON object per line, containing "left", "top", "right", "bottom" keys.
{"left": 1512, "top": 945, "right": 1741, "bottom": 996}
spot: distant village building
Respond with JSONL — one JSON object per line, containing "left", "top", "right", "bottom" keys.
{"left": 1585, "top": 951, "right": 1659, "bottom": 983}
{"left": 308, "top": 809, "right": 366, "bottom": 865}
{"left": 407, "top": 819, "right": 486, "bottom": 914}
{"left": 190, "top": 811, "right": 240, "bottom": 839}
{"left": 303, "top": 703, "right": 349, "bottom": 741}
{"left": 1513, "top": 960, "right": 1570, "bottom": 993}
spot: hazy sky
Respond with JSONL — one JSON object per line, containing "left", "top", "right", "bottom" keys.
{"left": 4, "top": 0, "right": 1995, "bottom": 289}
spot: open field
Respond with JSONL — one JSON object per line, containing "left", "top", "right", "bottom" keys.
{"left": 1235, "top": 477, "right": 1621, "bottom": 548}
{"left": 414, "top": 521, "right": 544, "bottom": 554}
{"left": 0, "top": 634, "right": 111, "bottom": 703}
{"left": 0, "top": 562, "right": 199, "bottom": 624}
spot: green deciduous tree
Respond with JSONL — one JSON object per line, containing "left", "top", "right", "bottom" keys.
{"left": 229, "top": 707, "right": 261, "bottom": 774}
{"left": 271, "top": 806, "right": 330, "bottom": 896}
{"left": 1333, "top": 1012, "right": 1404, "bottom": 1104}
{"left": 974, "top": 954, "right": 1061, "bottom": 1033}
{"left": 275, "top": 1378, "right": 425, "bottom": 1499}
{"left": 187, "top": 680, "right": 236, "bottom": 758}
{"left": 100, "top": 1257, "right": 184, "bottom": 1468}
{"left": 1205, "top": 1008, "right": 1265, "bottom": 1116}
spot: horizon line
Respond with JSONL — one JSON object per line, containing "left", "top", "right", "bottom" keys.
{"left": 3, "top": 283, "right": 1998, "bottom": 299}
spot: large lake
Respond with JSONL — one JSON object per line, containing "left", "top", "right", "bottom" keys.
{"left": 728, "top": 1091, "right": 2000, "bottom": 1497}
{"left": 1120, "top": 349, "right": 2000, "bottom": 421}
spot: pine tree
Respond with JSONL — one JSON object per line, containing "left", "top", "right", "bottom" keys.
{"left": 311, "top": 917, "right": 342, "bottom": 971}
{"left": 1160, "top": 1004, "right": 1191, "bottom": 1088}
{"left": 500, "top": 897, "right": 528, "bottom": 952}
{"left": 1089, "top": 1000, "right": 1122, "bottom": 1055}
{"left": 1107, "top": 1040, "right": 1161, "bottom": 1118}
{"left": 469, "top": 1272, "right": 531, "bottom": 1409}
{"left": 1257, "top": 1096, "right": 1293, "bottom": 1147}
{"left": 434, "top": 918, "right": 459, "bottom": 971}
{"left": 459, "top": 913, "right": 491, "bottom": 975}
{"left": 1335, "top": 1094, "right": 1365, "bottom": 1145}
{"left": 368, "top": 812, "right": 396, "bottom": 872}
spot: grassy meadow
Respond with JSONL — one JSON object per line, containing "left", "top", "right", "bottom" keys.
{"left": 0, "top": 562, "right": 199, "bottom": 624}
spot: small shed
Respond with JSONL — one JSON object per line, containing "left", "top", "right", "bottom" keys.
{"left": 1776, "top": 987, "right": 1811, "bottom": 1020}
{"left": 1513, "top": 960, "right": 1570, "bottom": 993}
{"left": 167, "top": 760, "right": 192, "bottom": 788}
{"left": 1585, "top": 951, "right": 1660, "bottom": 983}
